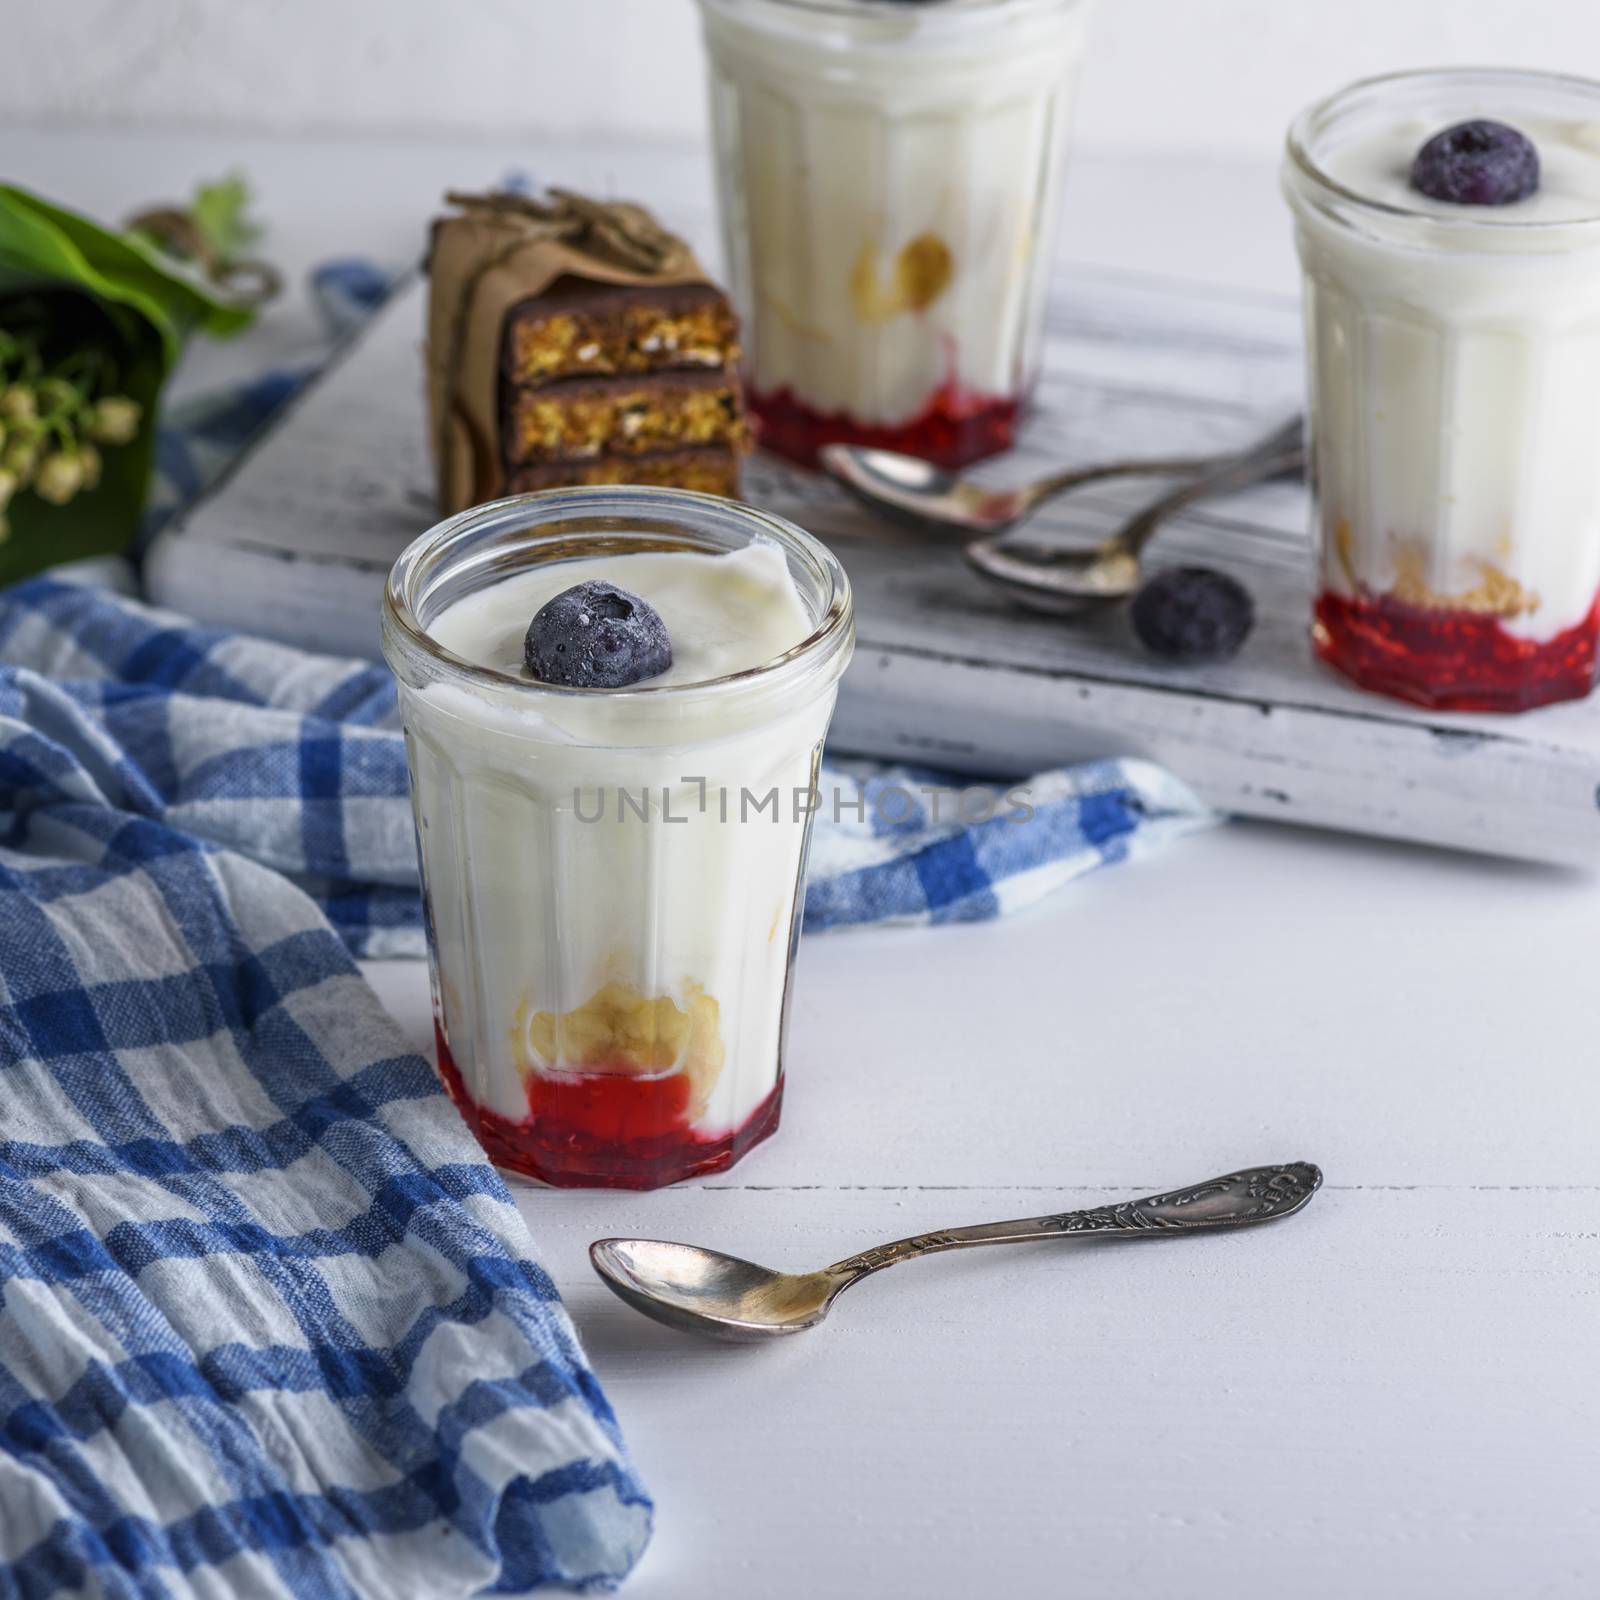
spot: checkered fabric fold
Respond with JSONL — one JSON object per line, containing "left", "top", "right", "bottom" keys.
{"left": 802, "top": 757, "right": 1216, "bottom": 930}
{"left": 0, "top": 575, "right": 652, "bottom": 1594}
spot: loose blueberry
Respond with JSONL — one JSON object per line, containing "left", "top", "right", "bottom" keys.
{"left": 1410, "top": 119, "right": 1540, "bottom": 207}
{"left": 523, "top": 580, "right": 672, "bottom": 687}
{"left": 1130, "top": 566, "right": 1254, "bottom": 665}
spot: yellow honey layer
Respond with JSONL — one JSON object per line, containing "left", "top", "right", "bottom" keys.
{"left": 849, "top": 232, "right": 955, "bottom": 323}
{"left": 1335, "top": 520, "right": 1540, "bottom": 619}
{"left": 513, "top": 979, "right": 725, "bottom": 1117}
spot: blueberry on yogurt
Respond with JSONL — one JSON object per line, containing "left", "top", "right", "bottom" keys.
{"left": 1410, "top": 119, "right": 1540, "bottom": 207}
{"left": 524, "top": 581, "right": 672, "bottom": 687}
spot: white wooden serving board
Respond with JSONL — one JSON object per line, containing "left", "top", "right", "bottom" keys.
{"left": 146, "top": 270, "right": 1600, "bottom": 867}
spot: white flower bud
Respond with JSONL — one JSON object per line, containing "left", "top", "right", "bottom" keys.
{"left": 0, "top": 386, "right": 36, "bottom": 423}
{"left": 34, "top": 450, "right": 85, "bottom": 505}
{"left": 90, "top": 395, "right": 142, "bottom": 446}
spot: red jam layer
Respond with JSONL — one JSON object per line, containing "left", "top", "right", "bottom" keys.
{"left": 1314, "top": 587, "right": 1600, "bottom": 712}
{"left": 749, "top": 380, "right": 1021, "bottom": 470}
{"left": 433, "top": 1021, "right": 783, "bottom": 1190}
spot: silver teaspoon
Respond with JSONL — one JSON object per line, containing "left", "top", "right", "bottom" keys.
{"left": 820, "top": 439, "right": 1225, "bottom": 542}
{"left": 819, "top": 414, "right": 1304, "bottom": 544}
{"left": 963, "top": 415, "right": 1306, "bottom": 616}
{"left": 590, "top": 1160, "right": 1321, "bottom": 1342}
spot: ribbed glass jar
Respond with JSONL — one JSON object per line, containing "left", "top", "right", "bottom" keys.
{"left": 382, "top": 487, "right": 854, "bottom": 1187}
{"left": 698, "top": 0, "right": 1092, "bottom": 468}
{"left": 1284, "top": 69, "right": 1600, "bottom": 711}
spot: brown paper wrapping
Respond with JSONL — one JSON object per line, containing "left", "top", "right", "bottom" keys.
{"left": 426, "top": 189, "right": 720, "bottom": 515}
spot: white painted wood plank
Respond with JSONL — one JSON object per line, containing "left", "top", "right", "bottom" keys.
{"left": 831, "top": 648, "right": 1600, "bottom": 863}
{"left": 515, "top": 1182, "right": 1600, "bottom": 1600}
{"left": 505, "top": 1177, "right": 1600, "bottom": 1600}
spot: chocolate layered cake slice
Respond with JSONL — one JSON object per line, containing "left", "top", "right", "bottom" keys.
{"left": 505, "top": 282, "right": 740, "bottom": 386}
{"left": 431, "top": 189, "right": 752, "bottom": 510}
{"left": 495, "top": 262, "right": 749, "bottom": 500}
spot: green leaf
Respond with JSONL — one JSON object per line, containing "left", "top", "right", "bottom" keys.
{"left": 0, "top": 185, "right": 252, "bottom": 360}
{"left": 190, "top": 172, "right": 261, "bottom": 265}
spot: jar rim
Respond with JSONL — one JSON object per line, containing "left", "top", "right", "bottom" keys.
{"left": 703, "top": 0, "right": 1066, "bottom": 12}
{"left": 381, "top": 486, "right": 854, "bottom": 702}
{"left": 696, "top": 0, "right": 1080, "bottom": 31}
{"left": 1285, "top": 67, "right": 1600, "bottom": 237}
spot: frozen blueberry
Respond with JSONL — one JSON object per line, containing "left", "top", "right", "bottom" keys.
{"left": 1130, "top": 567, "right": 1254, "bottom": 664}
{"left": 523, "top": 581, "right": 672, "bottom": 687}
{"left": 1410, "top": 120, "right": 1539, "bottom": 207}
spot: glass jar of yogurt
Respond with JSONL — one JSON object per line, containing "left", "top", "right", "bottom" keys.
{"left": 696, "top": 0, "right": 1092, "bottom": 469}
{"left": 382, "top": 488, "right": 853, "bottom": 1189}
{"left": 1284, "top": 69, "right": 1600, "bottom": 711}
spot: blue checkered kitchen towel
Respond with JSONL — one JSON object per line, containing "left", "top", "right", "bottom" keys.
{"left": 0, "top": 259, "right": 1217, "bottom": 1597}
{"left": 0, "top": 574, "right": 654, "bottom": 1592}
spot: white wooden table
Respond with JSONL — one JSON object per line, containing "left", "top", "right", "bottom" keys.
{"left": 13, "top": 128, "right": 1600, "bottom": 1599}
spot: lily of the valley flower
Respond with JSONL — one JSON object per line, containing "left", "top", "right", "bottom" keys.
{"left": 34, "top": 450, "right": 86, "bottom": 506}
{"left": 89, "top": 395, "right": 141, "bottom": 446}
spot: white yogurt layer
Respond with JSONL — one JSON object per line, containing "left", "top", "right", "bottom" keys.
{"left": 1288, "top": 94, "right": 1600, "bottom": 639}
{"left": 700, "top": 0, "right": 1089, "bottom": 424}
{"left": 429, "top": 543, "right": 813, "bottom": 687}
{"left": 404, "top": 542, "right": 838, "bottom": 1138}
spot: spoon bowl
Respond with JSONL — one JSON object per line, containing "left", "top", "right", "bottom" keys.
{"left": 590, "top": 1237, "right": 840, "bottom": 1341}
{"left": 964, "top": 542, "right": 1145, "bottom": 615}
{"left": 821, "top": 443, "right": 1038, "bottom": 540}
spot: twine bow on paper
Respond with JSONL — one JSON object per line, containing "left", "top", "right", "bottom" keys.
{"left": 440, "top": 188, "right": 697, "bottom": 278}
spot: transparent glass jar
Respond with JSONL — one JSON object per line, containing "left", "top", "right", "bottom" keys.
{"left": 697, "top": 0, "right": 1092, "bottom": 469}
{"left": 1284, "top": 68, "right": 1600, "bottom": 711}
{"left": 382, "top": 487, "right": 854, "bottom": 1189}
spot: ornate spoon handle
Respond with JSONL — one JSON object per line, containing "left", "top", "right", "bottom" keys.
{"left": 825, "top": 1163, "right": 1321, "bottom": 1281}
{"left": 1003, "top": 416, "right": 1307, "bottom": 567}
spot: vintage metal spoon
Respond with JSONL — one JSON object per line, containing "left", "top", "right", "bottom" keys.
{"left": 962, "top": 415, "right": 1306, "bottom": 616}
{"left": 590, "top": 1161, "right": 1321, "bottom": 1342}
{"left": 820, "top": 414, "right": 1303, "bottom": 544}
{"left": 821, "top": 439, "right": 1219, "bottom": 542}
